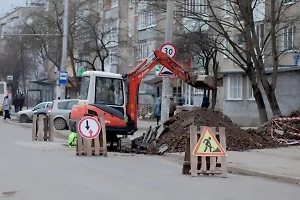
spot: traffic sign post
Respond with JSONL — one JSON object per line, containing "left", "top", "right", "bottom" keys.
{"left": 182, "top": 125, "right": 227, "bottom": 178}
{"left": 78, "top": 116, "right": 101, "bottom": 139}
{"left": 160, "top": 43, "right": 176, "bottom": 58}
{"left": 158, "top": 43, "right": 177, "bottom": 78}
{"left": 76, "top": 115, "right": 107, "bottom": 156}
{"left": 193, "top": 127, "right": 226, "bottom": 157}
{"left": 58, "top": 71, "right": 68, "bottom": 85}
{"left": 157, "top": 66, "right": 176, "bottom": 78}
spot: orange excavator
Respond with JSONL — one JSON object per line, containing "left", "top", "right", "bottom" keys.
{"left": 70, "top": 50, "right": 215, "bottom": 147}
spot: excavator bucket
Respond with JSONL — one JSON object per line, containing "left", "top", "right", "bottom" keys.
{"left": 189, "top": 74, "right": 216, "bottom": 90}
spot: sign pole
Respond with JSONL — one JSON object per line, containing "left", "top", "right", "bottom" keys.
{"left": 58, "top": 0, "right": 69, "bottom": 99}
{"left": 161, "top": 0, "right": 174, "bottom": 124}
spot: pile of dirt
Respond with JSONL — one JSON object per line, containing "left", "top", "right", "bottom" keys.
{"left": 151, "top": 108, "right": 283, "bottom": 153}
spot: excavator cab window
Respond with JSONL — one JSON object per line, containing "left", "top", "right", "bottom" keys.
{"left": 95, "top": 77, "right": 124, "bottom": 106}
{"left": 79, "top": 76, "right": 90, "bottom": 100}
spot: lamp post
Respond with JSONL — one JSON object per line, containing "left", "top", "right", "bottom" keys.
{"left": 58, "top": 0, "right": 69, "bottom": 99}
{"left": 160, "top": 0, "right": 174, "bottom": 124}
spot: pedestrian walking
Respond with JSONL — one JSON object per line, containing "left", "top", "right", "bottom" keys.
{"left": 153, "top": 97, "right": 161, "bottom": 126}
{"left": 3, "top": 95, "right": 11, "bottom": 120}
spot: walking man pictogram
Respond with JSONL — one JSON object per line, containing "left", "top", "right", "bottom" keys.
{"left": 203, "top": 137, "right": 213, "bottom": 152}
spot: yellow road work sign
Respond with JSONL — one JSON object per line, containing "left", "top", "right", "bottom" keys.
{"left": 193, "top": 127, "right": 227, "bottom": 157}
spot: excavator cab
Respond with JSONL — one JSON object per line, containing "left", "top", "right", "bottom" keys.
{"left": 70, "top": 71, "right": 134, "bottom": 138}
{"left": 78, "top": 71, "right": 126, "bottom": 115}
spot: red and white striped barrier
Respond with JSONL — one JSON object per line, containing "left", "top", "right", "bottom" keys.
{"left": 273, "top": 117, "right": 300, "bottom": 121}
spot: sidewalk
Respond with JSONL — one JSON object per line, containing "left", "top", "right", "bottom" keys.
{"left": 165, "top": 146, "right": 300, "bottom": 184}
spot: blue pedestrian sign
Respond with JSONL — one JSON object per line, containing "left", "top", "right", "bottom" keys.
{"left": 58, "top": 71, "right": 68, "bottom": 85}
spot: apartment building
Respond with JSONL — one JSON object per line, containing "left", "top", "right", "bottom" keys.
{"left": 98, "top": 0, "right": 164, "bottom": 104}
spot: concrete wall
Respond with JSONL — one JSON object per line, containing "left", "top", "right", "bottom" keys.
{"left": 222, "top": 70, "right": 300, "bottom": 127}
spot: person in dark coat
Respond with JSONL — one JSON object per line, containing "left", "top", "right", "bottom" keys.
{"left": 201, "top": 96, "right": 210, "bottom": 108}
{"left": 19, "top": 93, "right": 25, "bottom": 111}
{"left": 169, "top": 97, "right": 176, "bottom": 117}
{"left": 153, "top": 97, "right": 161, "bottom": 126}
{"left": 13, "top": 95, "right": 19, "bottom": 113}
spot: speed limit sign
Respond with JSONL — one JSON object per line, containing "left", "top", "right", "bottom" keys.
{"left": 160, "top": 43, "right": 176, "bottom": 58}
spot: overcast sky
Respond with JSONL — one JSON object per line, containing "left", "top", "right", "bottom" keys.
{"left": 1, "top": 0, "right": 27, "bottom": 17}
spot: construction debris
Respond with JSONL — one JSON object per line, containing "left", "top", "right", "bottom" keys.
{"left": 131, "top": 108, "right": 286, "bottom": 154}
{"left": 254, "top": 110, "right": 300, "bottom": 145}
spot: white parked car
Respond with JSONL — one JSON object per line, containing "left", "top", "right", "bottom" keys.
{"left": 48, "top": 99, "right": 78, "bottom": 130}
{"left": 17, "top": 101, "right": 52, "bottom": 123}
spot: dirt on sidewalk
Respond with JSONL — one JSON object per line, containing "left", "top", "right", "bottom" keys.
{"left": 151, "top": 108, "right": 284, "bottom": 153}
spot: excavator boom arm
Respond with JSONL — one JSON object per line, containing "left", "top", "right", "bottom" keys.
{"left": 124, "top": 50, "right": 215, "bottom": 127}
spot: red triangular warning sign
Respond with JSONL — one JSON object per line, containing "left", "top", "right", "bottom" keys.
{"left": 193, "top": 127, "right": 227, "bottom": 157}
{"left": 157, "top": 67, "right": 175, "bottom": 78}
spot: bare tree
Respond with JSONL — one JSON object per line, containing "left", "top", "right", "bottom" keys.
{"left": 23, "top": 0, "right": 128, "bottom": 92}
{"left": 172, "top": 0, "right": 300, "bottom": 124}
{"left": 73, "top": 0, "right": 118, "bottom": 71}
{"left": 174, "top": 31, "right": 220, "bottom": 110}
{"left": 0, "top": 36, "right": 33, "bottom": 95}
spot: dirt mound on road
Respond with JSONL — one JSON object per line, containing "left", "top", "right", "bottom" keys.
{"left": 155, "top": 108, "right": 282, "bottom": 153}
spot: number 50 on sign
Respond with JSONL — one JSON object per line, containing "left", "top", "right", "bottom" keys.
{"left": 160, "top": 43, "right": 176, "bottom": 58}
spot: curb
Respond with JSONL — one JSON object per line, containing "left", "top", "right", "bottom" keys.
{"left": 164, "top": 153, "right": 300, "bottom": 185}
{"left": 228, "top": 166, "right": 300, "bottom": 185}
{"left": 6, "top": 120, "right": 69, "bottom": 141}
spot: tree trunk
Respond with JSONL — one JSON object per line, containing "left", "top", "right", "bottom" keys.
{"left": 252, "top": 83, "right": 268, "bottom": 124}
{"left": 210, "top": 50, "right": 219, "bottom": 111}
{"left": 265, "top": 88, "right": 281, "bottom": 117}
{"left": 101, "top": 59, "right": 105, "bottom": 71}
{"left": 247, "top": 66, "right": 268, "bottom": 124}
{"left": 210, "top": 89, "right": 217, "bottom": 111}
{"left": 70, "top": 57, "right": 80, "bottom": 92}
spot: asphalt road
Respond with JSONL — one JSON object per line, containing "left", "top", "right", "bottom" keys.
{"left": 1, "top": 120, "right": 299, "bottom": 200}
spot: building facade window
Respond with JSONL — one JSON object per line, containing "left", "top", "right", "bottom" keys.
{"left": 109, "top": 47, "right": 118, "bottom": 64}
{"left": 247, "top": 78, "right": 255, "bottom": 100}
{"left": 129, "top": 0, "right": 133, "bottom": 8}
{"left": 184, "top": 0, "right": 208, "bottom": 16}
{"left": 223, "top": 39, "right": 229, "bottom": 58}
{"left": 223, "top": 0, "right": 231, "bottom": 17}
{"left": 283, "top": 0, "right": 295, "bottom": 5}
{"left": 104, "top": 19, "right": 119, "bottom": 47}
{"left": 128, "top": 21, "right": 133, "bottom": 37}
{"left": 227, "top": 75, "right": 242, "bottom": 100}
{"left": 283, "top": 25, "right": 296, "bottom": 50}
{"left": 111, "top": 0, "right": 118, "bottom": 8}
{"left": 236, "top": 34, "right": 243, "bottom": 46}
{"left": 255, "top": 23, "right": 264, "bottom": 48}
{"left": 137, "top": 41, "right": 156, "bottom": 61}
{"left": 138, "top": 10, "right": 156, "bottom": 30}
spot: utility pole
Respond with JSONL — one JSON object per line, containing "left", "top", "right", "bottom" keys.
{"left": 58, "top": 0, "right": 69, "bottom": 99}
{"left": 160, "top": 0, "right": 174, "bottom": 124}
